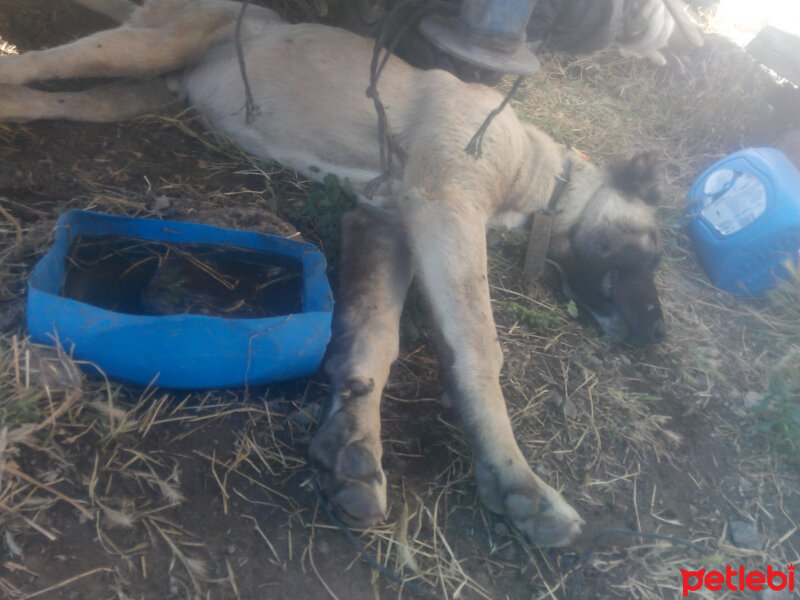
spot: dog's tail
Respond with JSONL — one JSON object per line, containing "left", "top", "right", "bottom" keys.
{"left": 71, "top": 0, "right": 137, "bottom": 23}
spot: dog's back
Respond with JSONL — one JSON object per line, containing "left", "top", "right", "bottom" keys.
{"left": 180, "top": 17, "right": 536, "bottom": 206}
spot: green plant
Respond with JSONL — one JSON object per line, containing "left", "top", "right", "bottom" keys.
{"left": 0, "top": 388, "right": 45, "bottom": 428}
{"left": 496, "top": 300, "right": 563, "bottom": 331}
{"left": 286, "top": 173, "right": 357, "bottom": 270}
{"left": 766, "top": 261, "right": 800, "bottom": 342}
{"left": 753, "top": 347, "right": 800, "bottom": 463}
{"left": 400, "top": 286, "right": 428, "bottom": 343}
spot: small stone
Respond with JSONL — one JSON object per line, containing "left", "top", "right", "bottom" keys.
{"left": 737, "top": 477, "right": 755, "bottom": 495}
{"left": 563, "top": 398, "right": 579, "bottom": 420}
{"left": 41, "top": 469, "right": 60, "bottom": 483}
{"left": 743, "top": 390, "right": 764, "bottom": 410}
{"left": 729, "top": 520, "right": 762, "bottom": 550}
{"left": 694, "top": 374, "right": 711, "bottom": 390}
{"left": 4, "top": 532, "right": 22, "bottom": 557}
{"left": 547, "top": 390, "right": 564, "bottom": 408}
{"left": 151, "top": 194, "right": 171, "bottom": 211}
{"left": 535, "top": 463, "right": 550, "bottom": 477}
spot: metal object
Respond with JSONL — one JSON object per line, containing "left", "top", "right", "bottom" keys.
{"left": 419, "top": 0, "right": 540, "bottom": 75}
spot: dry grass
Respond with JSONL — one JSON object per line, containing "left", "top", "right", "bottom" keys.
{"left": 0, "top": 335, "right": 323, "bottom": 598}
{"left": 488, "top": 32, "right": 800, "bottom": 599}
{"left": 1, "top": 3, "right": 800, "bottom": 598}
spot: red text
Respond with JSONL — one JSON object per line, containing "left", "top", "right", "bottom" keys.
{"left": 681, "top": 565, "right": 795, "bottom": 596}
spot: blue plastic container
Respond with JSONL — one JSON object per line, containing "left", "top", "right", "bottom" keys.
{"left": 27, "top": 210, "right": 333, "bottom": 388}
{"left": 687, "top": 148, "right": 800, "bottom": 297}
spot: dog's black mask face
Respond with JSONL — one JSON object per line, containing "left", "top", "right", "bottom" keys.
{"left": 557, "top": 238, "right": 665, "bottom": 345}
{"left": 551, "top": 152, "right": 666, "bottom": 345}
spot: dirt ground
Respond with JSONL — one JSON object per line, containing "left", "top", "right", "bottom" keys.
{"left": 1, "top": 1, "right": 799, "bottom": 600}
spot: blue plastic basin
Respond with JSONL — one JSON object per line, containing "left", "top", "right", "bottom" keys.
{"left": 27, "top": 210, "right": 333, "bottom": 388}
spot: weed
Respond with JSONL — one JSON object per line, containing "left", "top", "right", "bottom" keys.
{"left": 0, "top": 388, "right": 45, "bottom": 428}
{"left": 753, "top": 347, "right": 800, "bottom": 464}
{"left": 400, "top": 286, "right": 428, "bottom": 343}
{"left": 496, "top": 300, "right": 563, "bottom": 331}
{"left": 286, "top": 173, "right": 357, "bottom": 271}
{"left": 765, "top": 261, "right": 800, "bottom": 342}
{"left": 566, "top": 299, "right": 579, "bottom": 319}
{"left": 687, "top": 345, "right": 726, "bottom": 385}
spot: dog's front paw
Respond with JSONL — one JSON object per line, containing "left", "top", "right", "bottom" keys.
{"left": 309, "top": 407, "right": 387, "bottom": 528}
{"left": 475, "top": 459, "right": 583, "bottom": 547}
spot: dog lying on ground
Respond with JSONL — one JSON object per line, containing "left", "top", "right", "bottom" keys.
{"left": 0, "top": 0, "right": 666, "bottom": 546}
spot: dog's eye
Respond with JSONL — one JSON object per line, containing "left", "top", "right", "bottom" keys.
{"left": 601, "top": 269, "right": 618, "bottom": 298}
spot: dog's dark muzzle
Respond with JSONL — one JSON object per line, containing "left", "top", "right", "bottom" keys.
{"left": 550, "top": 260, "right": 665, "bottom": 345}
{"left": 608, "top": 268, "right": 665, "bottom": 345}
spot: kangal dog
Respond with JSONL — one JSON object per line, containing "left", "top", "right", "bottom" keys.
{"left": 0, "top": 0, "right": 667, "bottom": 546}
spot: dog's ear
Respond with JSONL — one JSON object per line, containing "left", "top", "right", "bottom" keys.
{"left": 610, "top": 151, "right": 662, "bottom": 206}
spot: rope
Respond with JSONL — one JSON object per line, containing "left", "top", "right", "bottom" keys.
{"left": 366, "top": 1, "right": 435, "bottom": 187}
{"left": 365, "top": 1, "right": 529, "bottom": 163}
{"left": 235, "top": 0, "right": 260, "bottom": 124}
{"left": 465, "top": 74, "right": 526, "bottom": 158}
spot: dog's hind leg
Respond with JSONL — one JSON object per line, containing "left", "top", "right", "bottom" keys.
{"left": 309, "top": 206, "right": 412, "bottom": 527}
{"left": 402, "top": 186, "right": 584, "bottom": 547}
{"left": 0, "top": 2, "right": 242, "bottom": 86}
{"left": 0, "top": 80, "right": 176, "bottom": 123}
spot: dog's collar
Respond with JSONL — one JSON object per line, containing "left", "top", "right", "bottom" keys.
{"left": 523, "top": 157, "right": 572, "bottom": 287}
{"left": 547, "top": 156, "right": 573, "bottom": 213}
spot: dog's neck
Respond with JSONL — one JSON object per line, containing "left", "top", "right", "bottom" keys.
{"left": 521, "top": 153, "right": 574, "bottom": 282}
{"left": 547, "top": 155, "right": 573, "bottom": 214}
